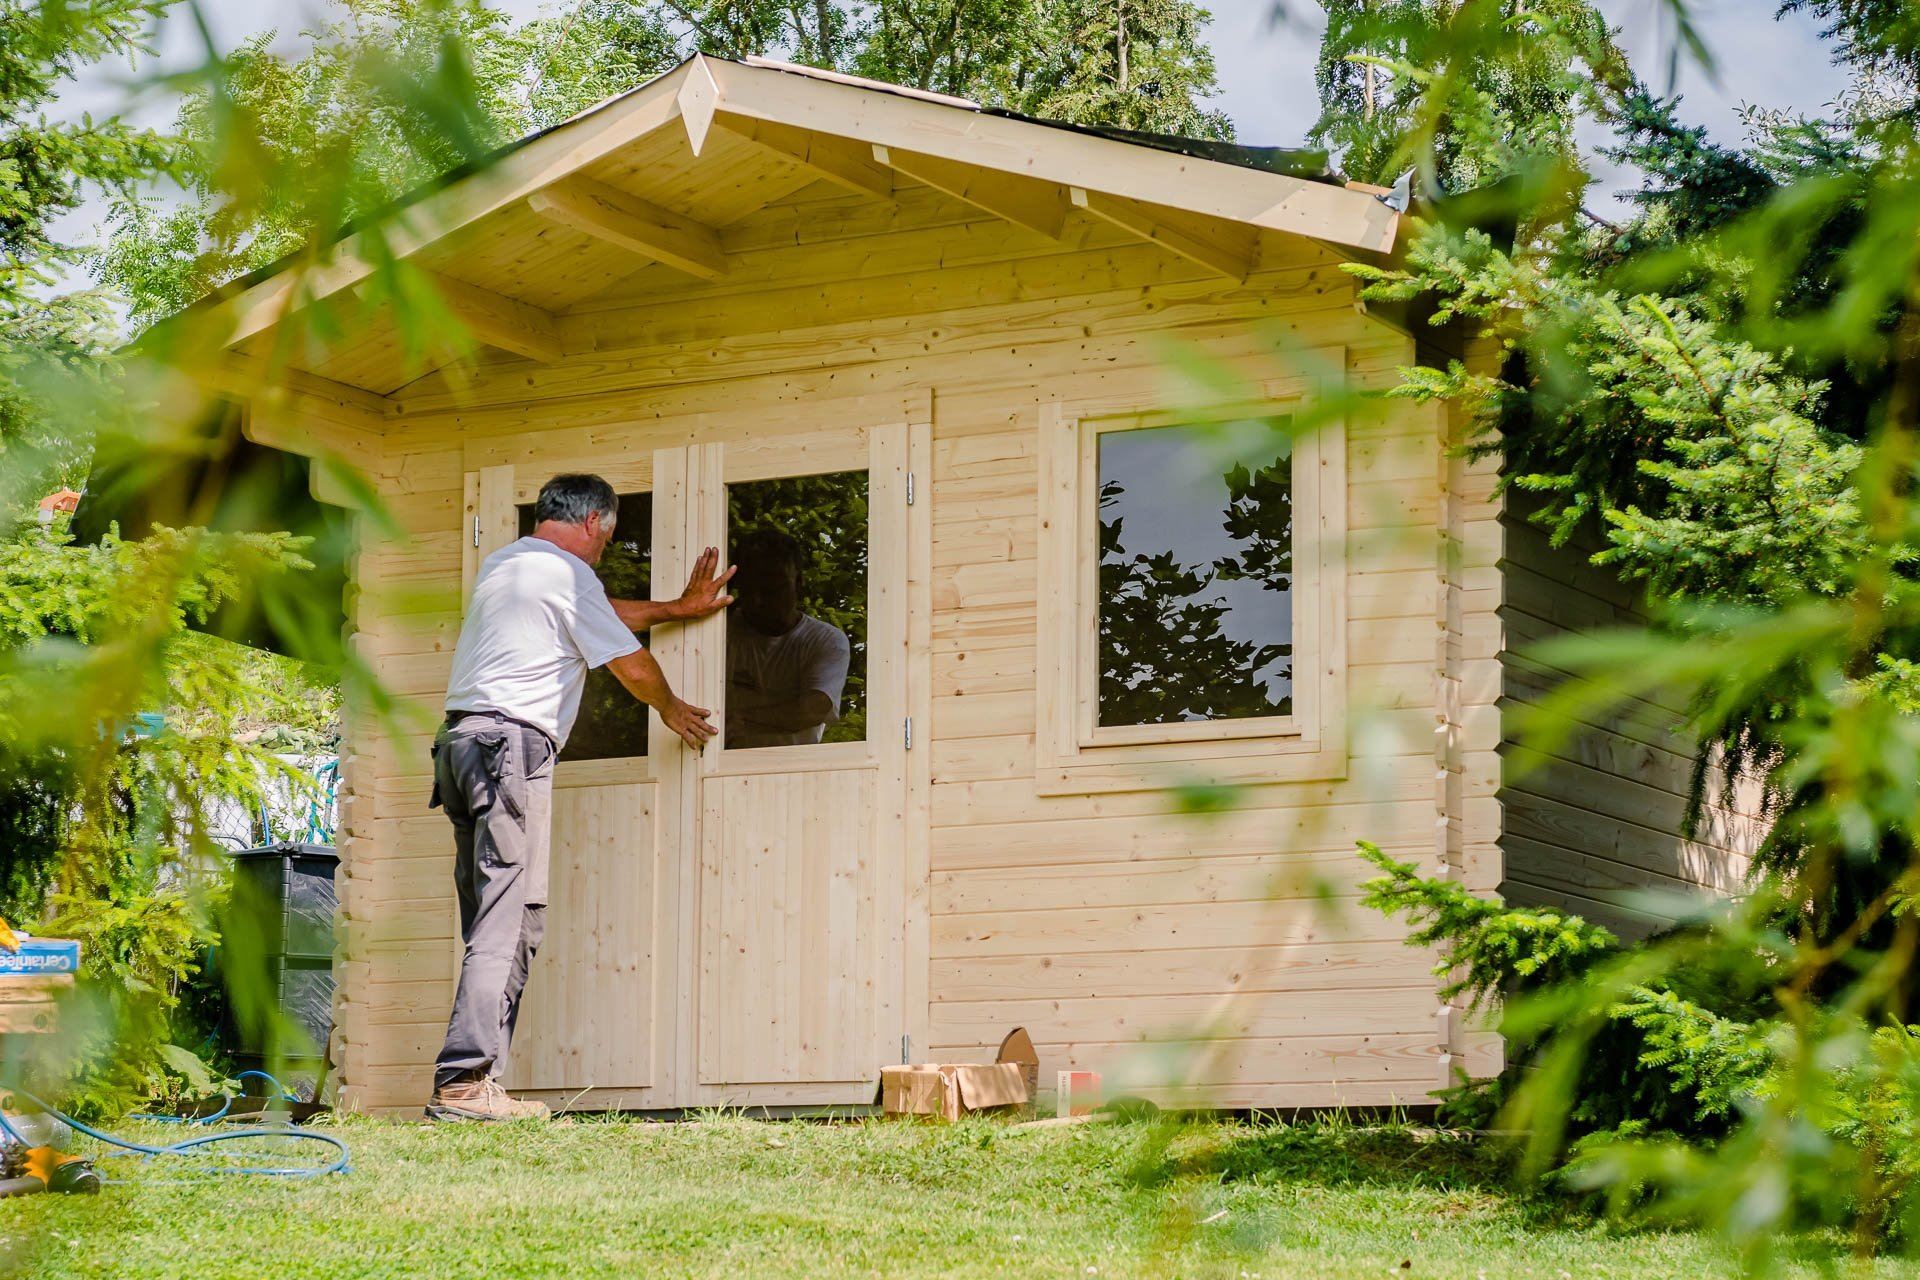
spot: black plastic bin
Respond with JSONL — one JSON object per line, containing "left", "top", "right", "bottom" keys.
{"left": 220, "top": 842, "right": 339, "bottom": 1090}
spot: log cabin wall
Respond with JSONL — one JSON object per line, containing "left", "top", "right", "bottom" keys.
{"left": 1496, "top": 493, "right": 1766, "bottom": 939}
{"left": 326, "top": 172, "right": 1507, "bottom": 1114}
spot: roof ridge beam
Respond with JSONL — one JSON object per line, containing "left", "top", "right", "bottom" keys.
{"left": 1069, "top": 187, "right": 1255, "bottom": 283}
{"left": 871, "top": 145, "right": 1068, "bottom": 241}
{"left": 421, "top": 270, "right": 562, "bottom": 363}
{"left": 528, "top": 177, "right": 729, "bottom": 281}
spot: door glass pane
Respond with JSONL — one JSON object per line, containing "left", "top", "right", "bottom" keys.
{"left": 516, "top": 491, "right": 651, "bottom": 761}
{"left": 1095, "top": 420, "right": 1293, "bottom": 728}
{"left": 724, "top": 470, "right": 868, "bottom": 750}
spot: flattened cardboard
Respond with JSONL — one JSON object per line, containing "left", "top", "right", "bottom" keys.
{"left": 951, "top": 1062, "right": 1028, "bottom": 1111}
{"left": 881, "top": 1043, "right": 1034, "bottom": 1121}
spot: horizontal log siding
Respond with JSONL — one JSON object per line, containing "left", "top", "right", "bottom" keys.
{"left": 330, "top": 184, "right": 1483, "bottom": 1112}
{"left": 1497, "top": 492, "right": 1762, "bottom": 939}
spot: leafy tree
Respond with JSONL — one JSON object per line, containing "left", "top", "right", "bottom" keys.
{"left": 1013, "top": 0, "right": 1232, "bottom": 138}
{"left": 2, "top": 0, "right": 179, "bottom": 498}
{"left": 97, "top": 0, "right": 537, "bottom": 330}
{"left": 1321, "top": 0, "right": 1920, "bottom": 1257}
{"left": 520, "top": 0, "right": 684, "bottom": 128}
{"left": 1308, "top": 0, "right": 1625, "bottom": 190}
{"left": 853, "top": 0, "right": 1032, "bottom": 97}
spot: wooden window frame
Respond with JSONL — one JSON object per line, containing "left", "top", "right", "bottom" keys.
{"left": 1035, "top": 357, "right": 1348, "bottom": 795}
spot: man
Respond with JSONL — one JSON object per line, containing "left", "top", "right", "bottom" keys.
{"left": 425, "top": 473, "right": 732, "bottom": 1122}
{"left": 725, "top": 528, "right": 852, "bottom": 750}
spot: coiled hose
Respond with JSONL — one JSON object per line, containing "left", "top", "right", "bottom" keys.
{"left": 0, "top": 1080, "right": 350, "bottom": 1182}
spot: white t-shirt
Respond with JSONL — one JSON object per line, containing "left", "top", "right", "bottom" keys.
{"left": 726, "top": 613, "right": 851, "bottom": 749}
{"left": 444, "top": 537, "right": 641, "bottom": 745}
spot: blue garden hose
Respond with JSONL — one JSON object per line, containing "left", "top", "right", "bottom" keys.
{"left": 128, "top": 1070, "right": 303, "bottom": 1126}
{"left": 0, "top": 1086, "right": 349, "bottom": 1181}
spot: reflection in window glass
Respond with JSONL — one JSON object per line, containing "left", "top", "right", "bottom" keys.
{"left": 516, "top": 491, "right": 651, "bottom": 761}
{"left": 725, "top": 471, "right": 868, "bottom": 749}
{"left": 1095, "top": 420, "right": 1293, "bottom": 728}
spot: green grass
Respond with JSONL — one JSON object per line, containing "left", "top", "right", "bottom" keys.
{"left": 6, "top": 1112, "right": 1915, "bottom": 1278}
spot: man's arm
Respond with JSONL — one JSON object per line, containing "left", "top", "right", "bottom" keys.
{"left": 605, "top": 647, "right": 716, "bottom": 749}
{"left": 608, "top": 547, "right": 734, "bottom": 631}
{"left": 728, "top": 685, "right": 837, "bottom": 733}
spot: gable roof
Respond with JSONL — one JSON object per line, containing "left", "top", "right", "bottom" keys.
{"left": 198, "top": 54, "right": 1399, "bottom": 405}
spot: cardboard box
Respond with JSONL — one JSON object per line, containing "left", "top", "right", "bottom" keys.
{"left": 880, "top": 1026, "right": 1040, "bottom": 1121}
{"left": 881, "top": 1062, "right": 1028, "bottom": 1120}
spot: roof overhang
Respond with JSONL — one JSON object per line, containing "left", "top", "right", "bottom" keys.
{"left": 198, "top": 55, "right": 1400, "bottom": 360}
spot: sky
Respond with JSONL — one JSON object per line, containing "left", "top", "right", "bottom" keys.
{"left": 76, "top": 0, "right": 1853, "bottom": 140}
{"left": 50, "top": 0, "right": 1853, "bottom": 277}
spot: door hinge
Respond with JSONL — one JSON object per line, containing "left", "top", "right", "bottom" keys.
{"left": 902, "top": 1034, "right": 911, "bottom": 1064}
{"left": 471, "top": 515, "right": 481, "bottom": 548}
{"left": 903, "top": 716, "right": 914, "bottom": 750}
{"left": 905, "top": 472, "right": 915, "bottom": 506}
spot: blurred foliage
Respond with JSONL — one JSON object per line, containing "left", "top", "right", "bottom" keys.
{"left": 0, "top": 521, "right": 322, "bottom": 1111}
{"left": 1, "top": 0, "right": 489, "bottom": 1113}
{"left": 1318, "top": 0, "right": 1920, "bottom": 1263}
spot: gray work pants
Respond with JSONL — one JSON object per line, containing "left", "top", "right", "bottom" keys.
{"left": 429, "top": 712, "right": 556, "bottom": 1089}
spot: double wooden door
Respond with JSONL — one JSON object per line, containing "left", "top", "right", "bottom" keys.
{"left": 461, "top": 420, "right": 918, "bottom": 1109}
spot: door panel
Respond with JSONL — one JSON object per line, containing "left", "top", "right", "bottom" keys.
{"left": 685, "top": 424, "right": 909, "bottom": 1101}
{"left": 697, "top": 770, "right": 877, "bottom": 1085}
{"left": 504, "top": 775, "right": 661, "bottom": 1091}
{"left": 463, "top": 419, "right": 920, "bottom": 1109}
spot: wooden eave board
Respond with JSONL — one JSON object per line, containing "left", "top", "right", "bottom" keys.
{"left": 700, "top": 58, "right": 1397, "bottom": 255}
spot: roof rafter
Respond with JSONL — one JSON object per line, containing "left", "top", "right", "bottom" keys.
{"left": 528, "top": 176, "right": 729, "bottom": 281}
{"left": 872, "top": 145, "right": 1067, "bottom": 241}
{"left": 203, "top": 354, "right": 396, "bottom": 434}
{"left": 421, "top": 270, "right": 563, "bottom": 363}
{"left": 717, "top": 114, "right": 894, "bottom": 200}
{"left": 1069, "top": 187, "right": 1256, "bottom": 283}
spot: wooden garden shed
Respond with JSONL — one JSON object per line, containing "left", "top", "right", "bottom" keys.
{"left": 193, "top": 55, "right": 1764, "bottom": 1115}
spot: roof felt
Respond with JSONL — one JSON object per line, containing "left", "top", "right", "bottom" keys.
{"left": 979, "top": 109, "right": 1334, "bottom": 181}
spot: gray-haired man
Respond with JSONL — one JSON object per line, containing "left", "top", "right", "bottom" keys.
{"left": 425, "top": 473, "right": 732, "bottom": 1122}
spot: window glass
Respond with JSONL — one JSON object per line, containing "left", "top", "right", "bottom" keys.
{"left": 1095, "top": 420, "right": 1293, "bottom": 728}
{"left": 724, "top": 470, "right": 868, "bottom": 749}
{"left": 516, "top": 491, "right": 651, "bottom": 761}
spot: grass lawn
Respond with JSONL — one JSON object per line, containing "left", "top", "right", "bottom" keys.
{"left": 6, "top": 1112, "right": 1913, "bottom": 1278}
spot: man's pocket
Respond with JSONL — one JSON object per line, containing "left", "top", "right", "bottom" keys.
{"left": 478, "top": 731, "right": 525, "bottom": 822}
{"left": 428, "top": 736, "right": 445, "bottom": 810}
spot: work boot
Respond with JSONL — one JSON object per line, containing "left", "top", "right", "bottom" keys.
{"left": 425, "top": 1076, "right": 518, "bottom": 1123}
{"left": 495, "top": 1084, "right": 551, "bottom": 1120}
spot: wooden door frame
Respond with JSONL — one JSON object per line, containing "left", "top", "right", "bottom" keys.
{"left": 457, "top": 393, "right": 932, "bottom": 1111}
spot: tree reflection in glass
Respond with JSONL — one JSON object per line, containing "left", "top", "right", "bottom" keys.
{"left": 1095, "top": 421, "right": 1294, "bottom": 727}
{"left": 726, "top": 470, "right": 868, "bottom": 748}
{"left": 516, "top": 491, "right": 652, "bottom": 761}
